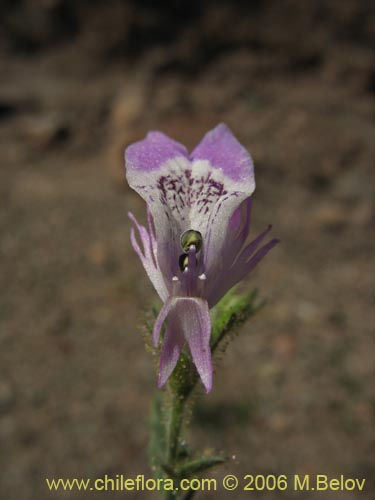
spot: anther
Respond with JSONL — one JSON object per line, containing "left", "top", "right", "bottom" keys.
{"left": 180, "top": 229, "right": 202, "bottom": 253}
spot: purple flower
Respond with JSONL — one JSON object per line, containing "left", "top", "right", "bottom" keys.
{"left": 125, "top": 124, "right": 278, "bottom": 393}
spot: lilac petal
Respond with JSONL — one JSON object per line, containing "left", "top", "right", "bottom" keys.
{"left": 237, "top": 196, "right": 252, "bottom": 244}
{"left": 147, "top": 206, "right": 157, "bottom": 255}
{"left": 129, "top": 211, "right": 157, "bottom": 265}
{"left": 153, "top": 297, "right": 213, "bottom": 392}
{"left": 153, "top": 298, "right": 175, "bottom": 347}
{"left": 243, "top": 238, "right": 280, "bottom": 275}
{"left": 189, "top": 125, "right": 255, "bottom": 276}
{"left": 191, "top": 123, "right": 255, "bottom": 184}
{"left": 234, "top": 224, "right": 273, "bottom": 264}
{"left": 204, "top": 220, "right": 272, "bottom": 306}
{"left": 202, "top": 197, "right": 252, "bottom": 300}
{"left": 229, "top": 196, "right": 252, "bottom": 236}
{"left": 125, "top": 125, "right": 256, "bottom": 283}
{"left": 158, "top": 311, "right": 185, "bottom": 388}
{"left": 223, "top": 196, "right": 252, "bottom": 266}
{"left": 129, "top": 211, "right": 169, "bottom": 302}
{"left": 126, "top": 131, "right": 188, "bottom": 173}
{"left": 126, "top": 133, "right": 191, "bottom": 281}
{"left": 175, "top": 298, "right": 212, "bottom": 393}
{"left": 207, "top": 236, "right": 279, "bottom": 308}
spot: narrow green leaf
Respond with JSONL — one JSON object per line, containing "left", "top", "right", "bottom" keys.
{"left": 177, "top": 456, "right": 226, "bottom": 478}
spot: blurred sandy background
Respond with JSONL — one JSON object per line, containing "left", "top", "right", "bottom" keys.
{"left": 0, "top": 1, "right": 374, "bottom": 499}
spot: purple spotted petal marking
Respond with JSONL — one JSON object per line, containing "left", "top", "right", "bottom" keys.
{"left": 125, "top": 123, "right": 278, "bottom": 392}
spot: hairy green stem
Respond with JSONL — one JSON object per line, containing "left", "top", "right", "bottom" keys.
{"left": 166, "top": 391, "right": 185, "bottom": 466}
{"left": 162, "top": 388, "right": 187, "bottom": 500}
{"left": 181, "top": 490, "right": 197, "bottom": 500}
{"left": 155, "top": 290, "right": 263, "bottom": 499}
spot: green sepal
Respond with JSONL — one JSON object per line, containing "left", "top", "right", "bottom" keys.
{"left": 210, "top": 288, "right": 265, "bottom": 352}
{"left": 169, "top": 352, "right": 197, "bottom": 398}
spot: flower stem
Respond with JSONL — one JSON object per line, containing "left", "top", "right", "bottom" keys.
{"left": 150, "top": 290, "right": 264, "bottom": 499}
{"left": 166, "top": 390, "right": 185, "bottom": 466}
{"left": 163, "top": 387, "right": 189, "bottom": 500}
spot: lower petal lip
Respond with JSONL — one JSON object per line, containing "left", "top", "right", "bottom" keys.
{"left": 154, "top": 297, "right": 213, "bottom": 393}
